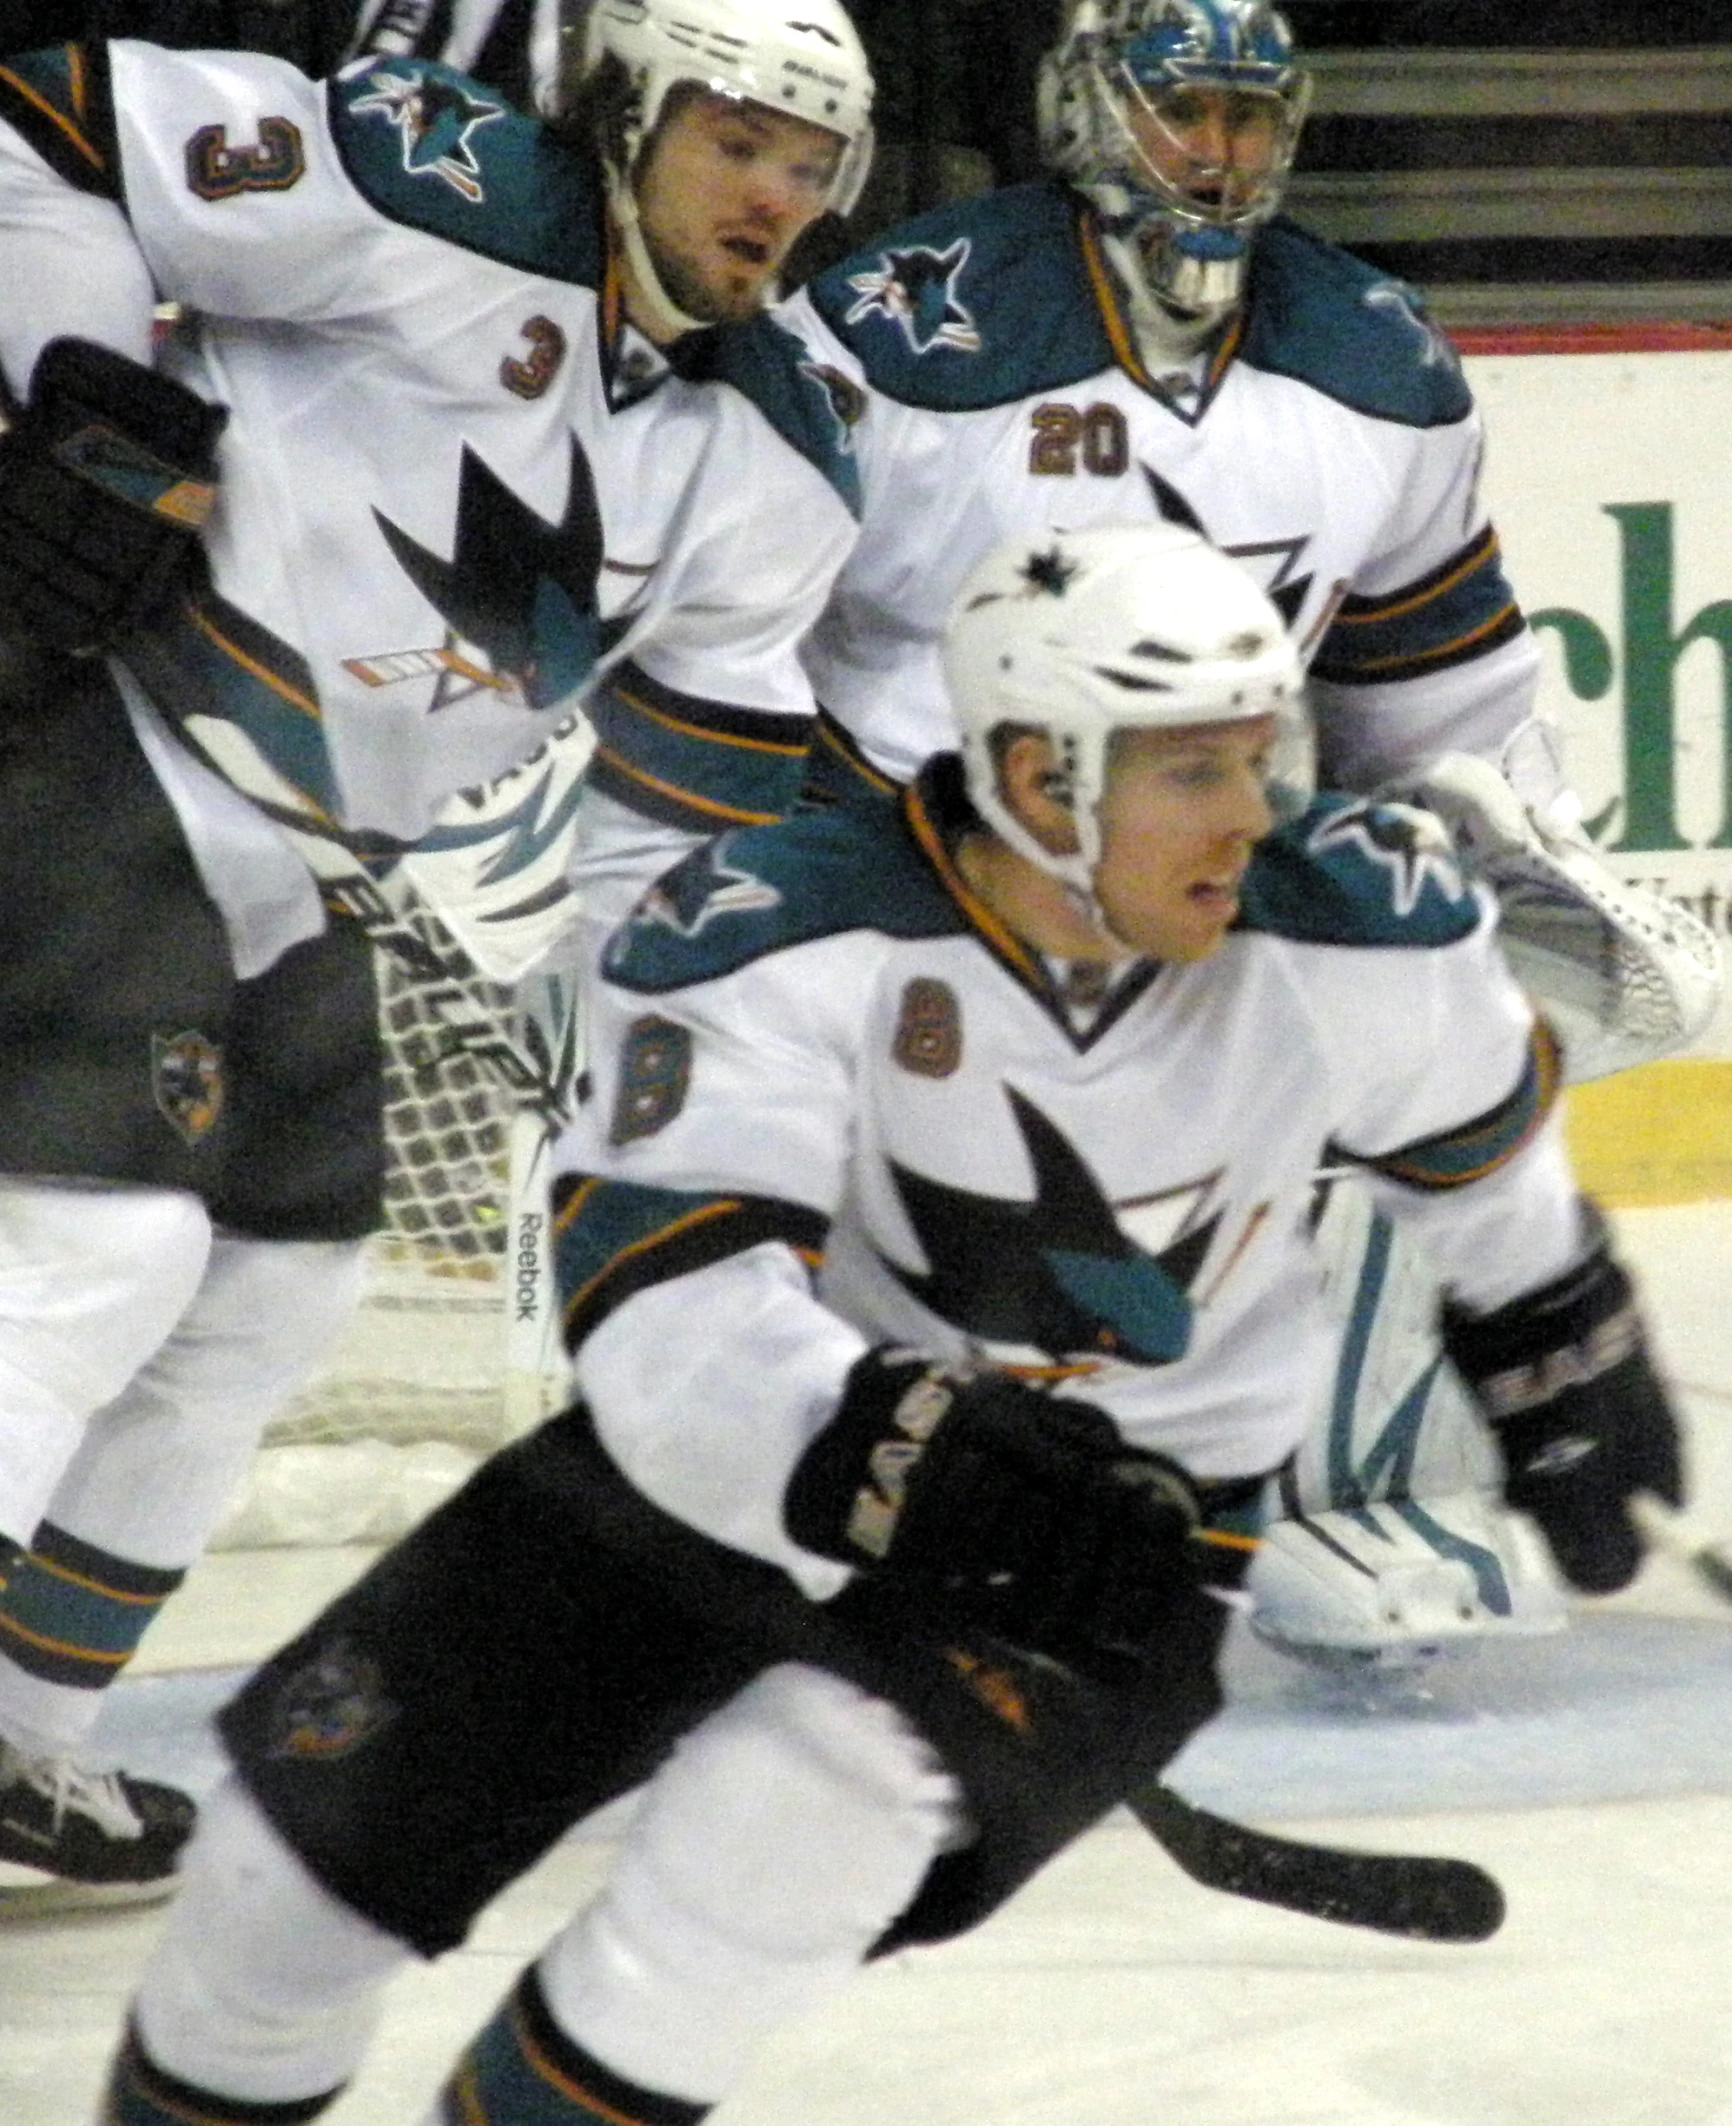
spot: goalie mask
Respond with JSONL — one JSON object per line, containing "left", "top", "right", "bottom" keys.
{"left": 1037, "top": 0, "right": 1311, "bottom": 317}
{"left": 571, "top": 0, "right": 875, "bottom": 334}
{"left": 943, "top": 524, "right": 1309, "bottom": 931}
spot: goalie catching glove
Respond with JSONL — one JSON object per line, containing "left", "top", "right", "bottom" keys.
{"left": 1442, "top": 1224, "right": 1683, "bottom": 1594}
{"left": 0, "top": 337, "right": 225, "bottom": 662}
{"left": 784, "top": 1348, "right": 1204, "bottom": 1682}
{"left": 1397, "top": 750, "right": 1721, "bottom": 1082}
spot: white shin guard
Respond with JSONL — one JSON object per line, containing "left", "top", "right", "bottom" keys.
{"left": 0, "top": 1232, "right": 367, "bottom": 1758}
{"left": 42, "top": 1230, "right": 367, "bottom": 1567}
{"left": 132, "top": 1776, "right": 408, "bottom": 2105}
{"left": 0, "top": 1179, "right": 213, "bottom": 1546}
{"left": 539, "top": 1663, "right": 965, "bottom": 2106}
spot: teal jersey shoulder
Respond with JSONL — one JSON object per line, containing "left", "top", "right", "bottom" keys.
{"left": 1241, "top": 220, "right": 1474, "bottom": 429}
{"left": 1239, "top": 794, "right": 1482, "bottom": 948}
{"left": 803, "top": 179, "right": 1113, "bottom": 412}
{"left": 678, "top": 311, "right": 862, "bottom": 517}
{"left": 328, "top": 58, "right": 603, "bottom": 285}
{"left": 602, "top": 803, "right": 965, "bottom": 994}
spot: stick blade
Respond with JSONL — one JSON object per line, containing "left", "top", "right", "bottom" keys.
{"left": 1129, "top": 1783, "right": 1505, "bottom": 1944}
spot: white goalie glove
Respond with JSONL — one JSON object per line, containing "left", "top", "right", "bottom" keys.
{"left": 1396, "top": 750, "right": 1723, "bottom": 1082}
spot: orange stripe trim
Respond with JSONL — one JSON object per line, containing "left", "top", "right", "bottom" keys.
{"left": 590, "top": 742, "right": 780, "bottom": 825}
{"left": 511, "top": 1993, "right": 654, "bottom": 2126}
{"left": 610, "top": 685, "right": 808, "bottom": 757}
{"left": 553, "top": 1173, "right": 602, "bottom": 1237}
{"left": 1378, "top": 1023, "right": 1561, "bottom": 1188}
{"left": 601, "top": 242, "right": 624, "bottom": 350}
{"left": 1078, "top": 211, "right": 1159, "bottom": 395}
{"left": 1205, "top": 309, "right": 1244, "bottom": 390}
{"left": 447, "top": 2059, "right": 487, "bottom": 2125}
{"left": 24, "top": 1554, "right": 167, "bottom": 1607}
{"left": 902, "top": 781, "right": 1042, "bottom": 983}
{"left": 818, "top": 717, "right": 898, "bottom": 794}
{"left": 189, "top": 606, "right": 324, "bottom": 722}
{"left": 0, "top": 1613, "right": 129, "bottom": 1667}
{"left": 1332, "top": 600, "right": 1518, "bottom": 676}
{"left": 561, "top": 1198, "right": 745, "bottom": 1326}
{"left": 1330, "top": 531, "right": 1499, "bottom": 627}
{"left": 0, "top": 58, "right": 104, "bottom": 170}
{"left": 1196, "top": 1527, "right": 1260, "bottom": 1555}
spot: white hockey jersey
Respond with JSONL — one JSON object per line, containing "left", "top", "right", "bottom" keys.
{"left": 551, "top": 766, "right": 1584, "bottom": 1595}
{"left": 781, "top": 182, "right": 1541, "bottom": 799}
{"left": 0, "top": 43, "right": 859, "bottom": 853}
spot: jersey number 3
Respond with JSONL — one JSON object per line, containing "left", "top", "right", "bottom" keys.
{"left": 186, "top": 119, "right": 306, "bottom": 200}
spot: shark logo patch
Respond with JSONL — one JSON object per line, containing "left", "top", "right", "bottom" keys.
{"left": 1307, "top": 800, "right": 1467, "bottom": 915}
{"left": 844, "top": 241, "right": 981, "bottom": 354}
{"left": 351, "top": 68, "right": 503, "bottom": 201}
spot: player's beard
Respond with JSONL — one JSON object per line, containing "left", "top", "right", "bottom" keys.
{"left": 644, "top": 231, "right": 765, "bottom": 326}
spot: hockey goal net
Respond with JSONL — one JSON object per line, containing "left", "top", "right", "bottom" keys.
{"left": 213, "top": 930, "right": 571, "bottom": 1549}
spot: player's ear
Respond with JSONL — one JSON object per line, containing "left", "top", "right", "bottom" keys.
{"left": 997, "top": 730, "right": 1081, "bottom": 858}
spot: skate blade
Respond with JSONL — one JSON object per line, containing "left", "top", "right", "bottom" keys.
{"left": 0, "top": 1868, "right": 180, "bottom": 1919}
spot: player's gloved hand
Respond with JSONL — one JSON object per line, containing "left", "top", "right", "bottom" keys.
{"left": 1441, "top": 1227, "right": 1683, "bottom": 1594}
{"left": 0, "top": 336, "right": 225, "bottom": 663}
{"left": 784, "top": 1347, "right": 1203, "bottom": 1680}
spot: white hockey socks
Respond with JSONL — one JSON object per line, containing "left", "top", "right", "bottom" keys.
{"left": 532, "top": 1663, "right": 960, "bottom": 2104}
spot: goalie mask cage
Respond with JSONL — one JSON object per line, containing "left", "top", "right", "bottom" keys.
{"left": 214, "top": 920, "right": 571, "bottom": 1549}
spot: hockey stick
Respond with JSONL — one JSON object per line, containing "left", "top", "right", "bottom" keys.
{"left": 1128, "top": 1781, "right": 1506, "bottom": 1943}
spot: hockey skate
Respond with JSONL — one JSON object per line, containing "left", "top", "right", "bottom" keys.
{"left": 0, "top": 1741, "right": 194, "bottom": 1914}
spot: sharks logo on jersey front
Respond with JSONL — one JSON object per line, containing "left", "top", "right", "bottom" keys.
{"left": 1142, "top": 464, "right": 1315, "bottom": 631}
{"left": 1307, "top": 800, "right": 1466, "bottom": 916}
{"left": 619, "top": 835, "right": 783, "bottom": 948}
{"left": 361, "top": 436, "right": 636, "bottom": 715}
{"left": 881, "top": 1084, "right": 1228, "bottom": 1369}
{"left": 350, "top": 67, "right": 503, "bottom": 201}
{"left": 844, "top": 241, "right": 981, "bottom": 354}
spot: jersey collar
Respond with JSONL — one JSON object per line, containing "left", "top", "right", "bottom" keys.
{"left": 1076, "top": 203, "right": 1245, "bottom": 425}
{"left": 902, "top": 756, "right": 1166, "bottom": 1047}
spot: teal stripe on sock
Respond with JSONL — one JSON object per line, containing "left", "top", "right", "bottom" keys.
{"left": 0, "top": 1526, "right": 183, "bottom": 1688}
{"left": 440, "top": 1969, "right": 709, "bottom": 2126}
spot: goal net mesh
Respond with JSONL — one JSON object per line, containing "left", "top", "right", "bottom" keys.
{"left": 214, "top": 933, "right": 562, "bottom": 1548}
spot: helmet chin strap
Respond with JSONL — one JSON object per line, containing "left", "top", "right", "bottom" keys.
{"left": 605, "top": 166, "right": 715, "bottom": 342}
{"left": 989, "top": 773, "right": 1145, "bottom": 962}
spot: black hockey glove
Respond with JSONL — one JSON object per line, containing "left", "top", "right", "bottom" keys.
{"left": 0, "top": 337, "right": 225, "bottom": 662}
{"left": 784, "top": 1348, "right": 1204, "bottom": 1682}
{"left": 1442, "top": 1233, "right": 1683, "bottom": 1595}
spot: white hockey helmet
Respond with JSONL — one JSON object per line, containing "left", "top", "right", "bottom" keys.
{"left": 576, "top": 0, "right": 874, "bottom": 203}
{"left": 1037, "top": 0, "right": 1311, "bottom": 314}
{"left": 943, "top": 523, "right": 1308, "bottom": 910}
{"left": 572, "top": 0, "right": 874, "bottom": 331}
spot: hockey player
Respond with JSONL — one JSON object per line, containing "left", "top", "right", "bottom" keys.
{"left": 775, "top": 0, "right": 1719, "bottom": 1664}
{"left": 96, "top": 524, "right": 1682, "bottom": 2125}
{"left": 0, "top": 0, "right": 872, "bottom": 1899}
